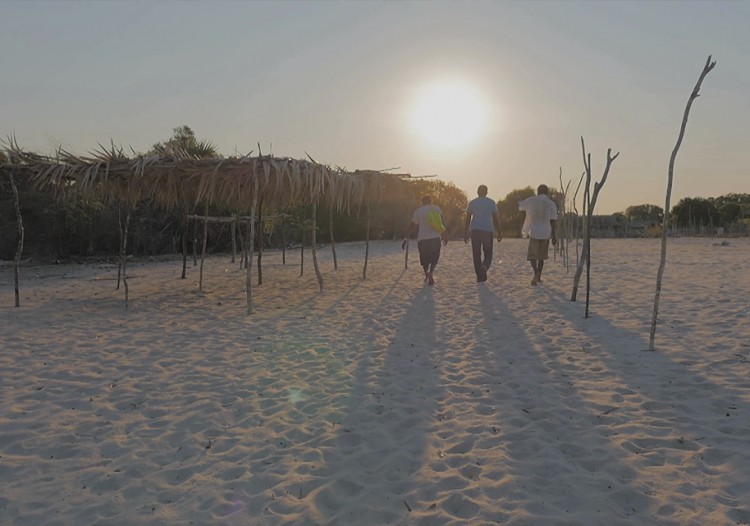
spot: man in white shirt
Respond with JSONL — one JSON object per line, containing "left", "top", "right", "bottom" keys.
{"left": 519, "top": 184, "right": 558, "bottom": 285}
{"left": 406, "top": 194, "right": 448, "bottom": 286}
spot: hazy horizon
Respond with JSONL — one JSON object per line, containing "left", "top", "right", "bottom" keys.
{"left": 2, "top": 0, "right": 748, "bottom": 213}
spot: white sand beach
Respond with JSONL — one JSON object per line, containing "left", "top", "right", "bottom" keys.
{"left": 1, "top": 237, "right": 749, "bottom": 526}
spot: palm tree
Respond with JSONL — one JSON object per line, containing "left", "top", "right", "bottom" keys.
{"left": 151, "top": 126, "right": 219, "bottom": 279}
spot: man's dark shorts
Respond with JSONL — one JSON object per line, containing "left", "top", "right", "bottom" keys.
{"left": 418, "top": 237, "right": 442, "bottom": 267}
{"left": 527, "top": 238, "right": 551, "bottom": 260}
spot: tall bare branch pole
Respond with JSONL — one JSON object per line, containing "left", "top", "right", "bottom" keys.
{"left": 572, "top": 145, "right": 592, "bottom": 301}
{"left": 8, "top": 169, "right": 24, "bottom": 307}
{"left": 571, "top": 138, "right": 619, "bottom": 303}
{"left": 572, "top": 171, "right": 585, "bottom": 266}
{"left": 649, "top": 55, "right": 716, "bottom": 350}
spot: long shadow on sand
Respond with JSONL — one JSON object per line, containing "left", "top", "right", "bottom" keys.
{"left": 410, "top": 282, "right": 665, "bottom": 525}
{"left": 534, "top": 285, "right": 750, "bottom": 524}
{"left": 290, "top": 284, "right": 441, "bottom": 525}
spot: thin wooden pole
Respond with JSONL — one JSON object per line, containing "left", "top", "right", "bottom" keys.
{"left": 363, "top": 200, "right": 371, "bottom": 280}
{"left": 8, "top": 169, "right": 24, "bottom": 308}
{"left": 192, "top": 217, "right": 198, "bottom": 266}
{"left": 311, "top": 200, "right": 324, "bottom": 291}
{"left": 246, "top": 175, "right": 259, "bottom": 315}
{"left": 181, "top": 210, "right": 188, "bottom": 279}
{"left": 281, "top": 215, "right": 287, "bottom": 265}
{"left": 231, "top": 214, "right": 237, "bottom": 264}
{"left": 257, "top": 198, "right": 264, "bottom": 285}
{"left": 329, "top": 204, "right": 338, "bottom": 270}
{"left": 116, "top": 203, "right": 123, "bottom": 290}
{"left": 199, "top": 201, "right": 208, "bottom": 292}
{"left": 122, "top": 204, "right": 132, "bottom": 309}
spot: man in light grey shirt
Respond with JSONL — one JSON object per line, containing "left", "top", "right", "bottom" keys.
{"left": 464, "top": 185, "right": 502, "bottom": 283}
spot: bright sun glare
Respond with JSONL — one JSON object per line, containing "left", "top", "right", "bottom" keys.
{"left": 410, "top": 81, "right": 488, "bottom": 150}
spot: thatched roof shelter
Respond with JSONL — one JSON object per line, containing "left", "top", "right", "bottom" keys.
{"left": 1, "top": 141, "right": 405, "bottom": 212}
{"left": 1, "top": 140, "right": 412, "bottom": 313}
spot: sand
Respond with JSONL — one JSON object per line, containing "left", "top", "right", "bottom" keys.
{"left": 1, "top": 237, "right": 749, "bottom": 525}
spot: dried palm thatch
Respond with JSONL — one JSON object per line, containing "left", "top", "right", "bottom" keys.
{"left": 3, "top": 141, "right": 391, "bottom": 211}
{"left": 1, "top": 140, "right": 413, "bottom": 313}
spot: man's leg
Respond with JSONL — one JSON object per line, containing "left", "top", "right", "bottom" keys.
{"left": 482, "top": 231, "right": 494, "bottom": 269}
{"left": 427, "top": 238, "right": 440, "bottom": 285}
{"left": 470, "top": 231, "right": 483, "bottom": 279}
{"left": 418, "top": 241, "right": 429, "bottom": 282}
{"left": 535, "top": 239, "right": 550, "bottom": 283}
{"left": 528, "top": 239, "right": 541, "bottom": 285}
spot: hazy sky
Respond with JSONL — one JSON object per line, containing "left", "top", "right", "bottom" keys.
{"left": 2, "top": 0, "right": 748, "bottom": 213}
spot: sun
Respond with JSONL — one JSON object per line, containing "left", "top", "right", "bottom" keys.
{"left": 409, "top": 81, "right": 489, "bottom": 150}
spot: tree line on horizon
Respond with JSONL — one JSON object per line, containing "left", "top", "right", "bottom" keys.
{"left": 1, "top": 126, "right": 748, "bottom": 261}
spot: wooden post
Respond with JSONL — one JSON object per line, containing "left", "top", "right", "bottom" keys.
{"left": 300, "top": 213, "right": 305, "bottom": 277}
{"left": 246, "top": 175, "right": 259, "bottom": 315}
{"left": 311, "top": 200, "right": 324, "bottom": 291}
{"left": 363, "top": 199, "right": 371, "bottom": 280}
{"left": 181, "top": 210, "right": 188, "bottom": 279}
{"left": 329, "top": 204, "right": 338, "bottom": 270}
{"left": 231, "top": 214, "right": 237, "bottom": 264}
{"left": 257, "top": 198, "right": 264, "bottom": 285}
{"left": 8, "top": 169, "right": 24, "bottom": 308}
{"left": 281, "top": 214, "right": 287, "bottom": 265}
{"left": 192, "top": 217, "right": 198, "bottom": 266}
{"left": 199, "top": 201, "right": 208, "bottom": 292}
{"left": 117, "top": 203, "right": 123, "bottom": 290}
{"left": 121, "top": 202, "right": 132, "bottom": 309}
{"left": 243, "top": 219, "right": 250, "bottom": 269}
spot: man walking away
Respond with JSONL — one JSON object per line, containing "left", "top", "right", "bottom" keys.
{"left": 519, "top": 184, "right": 558, "bottom": 285}
{"left": 464, "top": 185, "right": 502, "bottom": 282}
{"left": 406, "top": 194, "right": 448, "bottom": 286}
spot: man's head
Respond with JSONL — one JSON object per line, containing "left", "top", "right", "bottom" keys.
{"left": 421, "top": 194, "right": 432, "bottom": 205}
{"left": 477, "top": 185, "right": 488, "bottom": 197}
{"left": 537, "top": 184, "right": 549, "bottom": 196}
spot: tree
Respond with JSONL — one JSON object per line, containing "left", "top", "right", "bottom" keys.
{"left": 151, "top": 125, "right": 218, "bottom": 157}
{"left": 714, "top": 193, "right": 750, "bottom": 226}
{"left": 624, "top": 204, "right": 663, "bottom": 224}
{"left": 497, "top": 187, "right": 535, "bottom": 237}
{"left": 670, "top": 197, "right": 717, "bottom": 228}
{"left": 151, "top": 125, "right": 219, "bottom": 279}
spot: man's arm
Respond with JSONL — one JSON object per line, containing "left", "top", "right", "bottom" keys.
{"left": 492, "top": 212, "right": 503, "bottom": 242}
{"left": 463, "top": 213, "right": 471, "bottom": 243}
{"left": 404, "top": 221, "right": 417, "bottom": 239}
{"left": 440, "top": 214, "right": 449, "bottom": 245}
{"left": 550, "top": 219, "right": 557, "bottom": 245}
